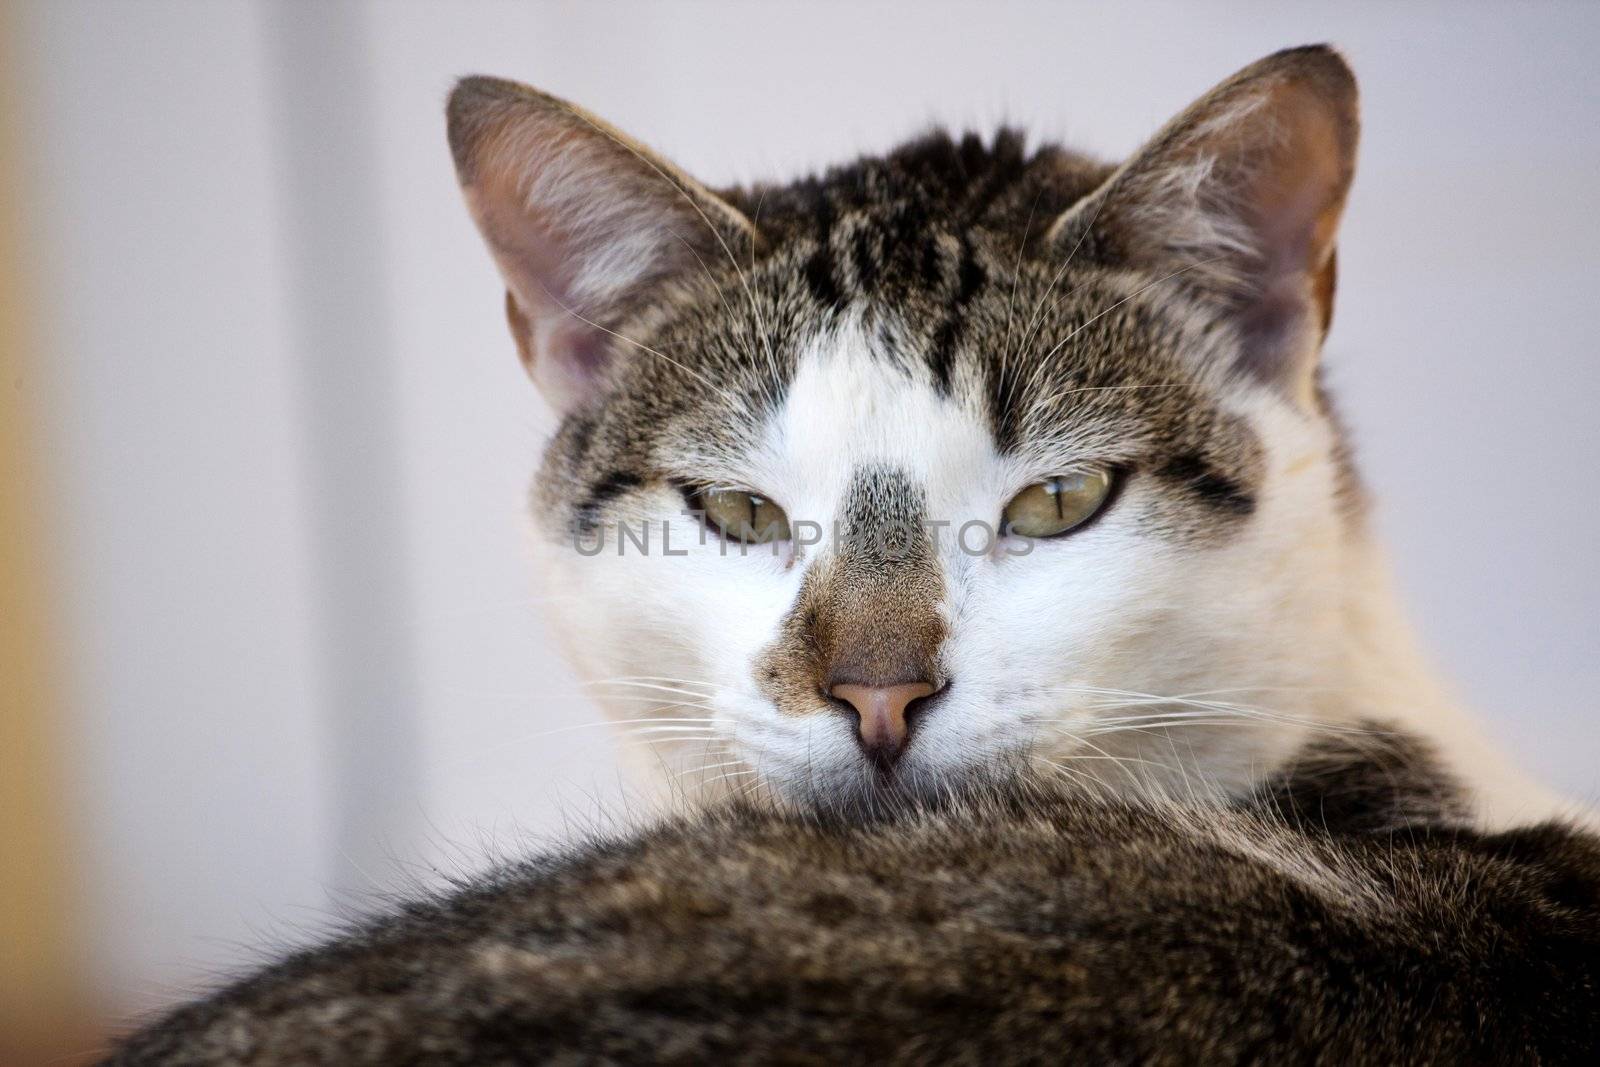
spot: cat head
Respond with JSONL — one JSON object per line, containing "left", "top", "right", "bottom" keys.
{"left": 448, "top": 46, "right": 1362, "bottom": 805}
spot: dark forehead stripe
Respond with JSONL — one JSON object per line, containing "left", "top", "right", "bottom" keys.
{"left": 574, "top": 468, "right": 644, "bottom": 534}
{"left": 848, "top": 218, "right": 881, "bottom": 296}
{"left": 743, "top": 129, "right": 1046, "bottom": 323}
{"left": 927, "top": 233, "right": 986, "bottom": 394}
{"left": 800, "top": 184, "right": 844, "bottom": 312}
{"left": 745, "top": 128, "right": 1046, "bottom": 237}
{"left": 1157, "top": 454, "right": 1256, "bottom": 516}
{"left": 803, "top": 208, "right": 984, "bottom": 320}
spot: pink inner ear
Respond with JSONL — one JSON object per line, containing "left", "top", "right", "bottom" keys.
{"left": 1228, "top": 82, "right": 1352, "bottom": 388}
{"left": 1233, "top": 269, "right": 1318, "bottom": 384}
{"left": 466, "top": 170, "right": 629, "bottom": 406}
{"left": 450, "top": 83, "right": 758, "bottom": 413}
{"left": 470, "top": 187, "right": 579, "bottom": 318}
{"left": 504, "top": 284, "right": 615, "bottom": 409}
{"left": 1060, "top": 52, "right": 1357, "bottom": 399}
{"left": 537, "top": 315, "right": 615, "bottom": 405}
{"left": 1245, "top": 82, "right": 1348, "bottom": 287}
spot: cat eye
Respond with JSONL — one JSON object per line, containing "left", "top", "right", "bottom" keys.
{"left": 1002, "top": 470, "right": 1116, "bottom": 539}
{"left": 689, "top": 487, "right": 792, "bottom": 544}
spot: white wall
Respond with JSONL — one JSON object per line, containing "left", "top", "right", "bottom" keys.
{"left": 18, "top": 0, "right": 1600, "bottom": 1017}
{"left": 20, "top": 0, "right": 332, "bottom": 1011}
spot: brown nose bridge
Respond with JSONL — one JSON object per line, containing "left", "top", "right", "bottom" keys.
{"left": 753, "top": 465, "right": 949, "bottom": 722}
{"left": 823, "top": 464, "right": 947, "bottom": 683}
{"left": 817, "top": 553, "right": 946, "bottom": 695}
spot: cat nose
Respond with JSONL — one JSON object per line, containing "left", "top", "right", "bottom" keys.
{"left": 827, "top": 680, "right": 941, "bottom": 766}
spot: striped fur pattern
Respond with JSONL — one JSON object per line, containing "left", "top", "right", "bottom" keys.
{"left": 448, "top": 47, "right": 1562, "bottom": 824}
{"left": 108, "top": 732, "right": 1600, "bottom": 1064}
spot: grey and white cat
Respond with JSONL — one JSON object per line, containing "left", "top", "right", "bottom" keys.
{"left": 449, "top": 46, "right": 1563, "bottom": 823}
{"left": 104, "top": 46, "right": 1600, "bottom": 1065}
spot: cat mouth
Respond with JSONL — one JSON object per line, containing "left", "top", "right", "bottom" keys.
{"left": 786, "top": 749, "right": 1034, "bottom": 814}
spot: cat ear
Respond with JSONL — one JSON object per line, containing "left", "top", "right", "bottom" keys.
{"left": 1050, "top": 46, "right": 1358, "bottom": 404}
{"left": 447, "top": 76, "right": 756, "bottom": 410}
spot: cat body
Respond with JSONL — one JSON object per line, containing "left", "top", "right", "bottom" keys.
{"left": 109, "top": 734, "right": 1600, "bottom": 1064}
{"left": 447, "top": 46, "right": 1562, "bottom": 824}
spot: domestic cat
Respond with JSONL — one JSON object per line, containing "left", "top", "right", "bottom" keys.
{"left": 447, "top": 45, "right": 1563, "bottom": 824}
{"left": 106, "top": 730, "right": 1600, "bottom": 1064}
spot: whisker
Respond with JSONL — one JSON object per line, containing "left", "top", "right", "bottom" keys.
{"left": 585, "top": 680, "right": 725, "bottom": 700}
{"left": 1013, "top": 254, "right": 1227, "bottom": 402}
{"left": 586, "top": 695, "right": 719, "bottom": 710}
{"left": 1083, "top": 719, "right": 1272, "bottom": 739}
{"left": 998, "top": 189, "right": 1045, "bottom": 398}
{"left": 564, "top": 110, "right": 783, "bottom": 411}
{"left": 1031, "top": 381, "right": 1185, "bottom": 408}
{"left": 1070, "top": 733, "right": 1174, "bottom": 771}
{"left": 1010, "top": 185, "right": 1111, "bottom": 377}
{"left": 584, "top": 673, "right": 730, "bottom": 689}
{"left": 1042, "top": 683, "right": 1379, "bottom": 735}
{"left": 1030, "top": 756, "right": 1111, "bottom": 798}
{"left": 536, "top": 281, "right": 741, "bottom": 406}
{"left": 614, "top": 734, "right": 722, "bottom": 752}
{"left": 679, "top": 759, "right": 746, "bottom": 776}
{"left": 615, "top": 724, "right": 723, "bottom": 737}
{"left": 704, "top": 769, "right": 760, "bottom": 795}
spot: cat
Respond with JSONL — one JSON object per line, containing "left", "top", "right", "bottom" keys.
{"left": 446, "top": 45, "right": 1568, "bottom": 825}
{"left": 105, "top": 729, "right": 1600, "bottom": 1064}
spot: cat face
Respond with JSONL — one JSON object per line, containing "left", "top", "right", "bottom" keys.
{"left": 449, "top": 47, "right": 1362, "bottom": 805}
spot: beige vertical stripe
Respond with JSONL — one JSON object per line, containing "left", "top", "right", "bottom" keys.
{"left": 0, "top": 5, "right": 94, "bottom": 1059}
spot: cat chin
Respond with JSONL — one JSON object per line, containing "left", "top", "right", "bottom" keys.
{"left": 755, "top": 750, "right": 1039, "bottom": 815}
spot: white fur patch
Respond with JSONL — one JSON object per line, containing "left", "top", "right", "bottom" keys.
{"left": 529, "top": 317, "right": 1561, "bottom": 826}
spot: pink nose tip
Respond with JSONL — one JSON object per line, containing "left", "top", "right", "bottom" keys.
{"left": 828, "top": 681, "right": 939, "bottom": 766}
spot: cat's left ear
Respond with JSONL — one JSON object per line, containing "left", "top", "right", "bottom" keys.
{"left": 447, "top": 77, "right": 757, "bottom": 410}
{"left": 1051, "top": 46, "right": 1358, "bottom": 406}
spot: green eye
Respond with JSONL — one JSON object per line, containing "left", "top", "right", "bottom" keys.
{"left": 1003, "top": 470, "right": 1115, "bottom": 539}
{"left": 691, "top": 487, "right": 792, "bottom": 544}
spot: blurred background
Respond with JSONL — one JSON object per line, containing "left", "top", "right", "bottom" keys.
{"left": 3, "top": 0, "right": 1598, "bottom": 1059}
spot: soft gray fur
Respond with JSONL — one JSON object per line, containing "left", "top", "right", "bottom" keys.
{"left": 109, "top": 732, "right": 1600, "bottom": 1064}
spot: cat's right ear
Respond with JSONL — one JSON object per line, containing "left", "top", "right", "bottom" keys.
{"left": 1049, "top": 46, "right": 1358, "bottom": 408}
{"left": 447, "top": 77, "right": 756, "bottom": 410}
